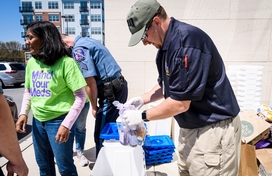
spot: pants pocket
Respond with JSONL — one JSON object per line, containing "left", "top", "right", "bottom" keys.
{"left": 204, "top": 153, "right": 220, "bottom": 167}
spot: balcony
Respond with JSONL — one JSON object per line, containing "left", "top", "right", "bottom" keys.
{"left": 81, "top": 32, "right": 90, "bottom": 37}
{"left": 80, "top": 19, "right": 89, "bottom": 25}
{"left": 21, "top": 32, "right": 27, "bottom": 38}
{"left": 22, "top": 44, "right": 30, "bottom": 51}
{"left": 79, "top": 6, "right": 89, "bottom": 13}
{"left": 20, "top": 19, "right": 34, "bottom": 25}
{"left": 19, "top": 6, "right": 34, "bottom": 13}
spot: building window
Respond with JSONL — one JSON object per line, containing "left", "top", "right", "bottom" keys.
{"left": 21, "top": 2, "right": 33, "bottom": 12}
{"left": 67, "top": 27, "right": 75, "bottom": 35}
{"left": 63, "top": 15, "right": 74, "bottom": 22}
{"left": 25, "top": 52, "right": 32, "bottom": 63}
{"left": 80, "top": 14, "right": 89, "bottom": 25}
{"left": 22, "top": 2, "right": 32, "bottom": 8}
{"left": 35, "top": 1, "right": 42, "bottom": 9}
{"left": 81, "top": 27, "right": 89, "bottom": 37}
{"left": 48, "top": 14, "right": 59, "bottom": 22}
{"left": 81, "top": 14, "right": 88, "bottom": 20}
{"left": 48, "top": 1, "right": 58, "bottom": 9}
{"left": 80, "top": 1, "right": 88, "bottom": 7}
{"left": 81, "top": 27, "right": 89, "bottom": 34}
{"left": 36, "top": 14, "right": 43, "bottom": 21}
{"left": 80, "top": 1, "right": 88, "bottom": 8}
{"left": 91, "top": 14, "right": 101, "bottom": 22}
{"left": 63, "top": 2, "right": 74, "bottom": 9}
{"left": 91, "top": 27, "right": 101, "bottom": 35}
{"left": 90, "top": 2, "right": 100, "bottom": 9}
{"left": 22, "top": 14, "right": 34, "bottom": 23}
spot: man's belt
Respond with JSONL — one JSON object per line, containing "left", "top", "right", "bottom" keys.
{"left": 111, "top": 76, "right": 125, "bottom": 91}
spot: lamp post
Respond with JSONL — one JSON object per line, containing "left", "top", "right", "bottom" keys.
{"left": 61, "top": 15, "right": 73, "bottom": 35}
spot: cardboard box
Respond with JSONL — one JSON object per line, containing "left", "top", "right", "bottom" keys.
{"left": 240, "top": 110, "right": 271, "bottom": 145}
{"left": 256, "top": 149, "right": 272, "bottom": 176}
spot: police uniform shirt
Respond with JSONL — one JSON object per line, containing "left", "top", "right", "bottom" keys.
{"left": 156, "top": 17, "right": 240, "bottom": 129}
{"left": 72, "top": 36, "right": 122, "bottom": 85}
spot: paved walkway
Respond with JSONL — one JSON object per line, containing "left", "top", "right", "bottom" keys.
{"left": 1, "top": 112, "right": 179, "bottom": 176}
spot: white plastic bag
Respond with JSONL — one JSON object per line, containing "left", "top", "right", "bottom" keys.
{"left": 113, "top": 101, "right": 147, "bottom": 147}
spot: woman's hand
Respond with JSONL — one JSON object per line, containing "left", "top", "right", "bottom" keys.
{"left": 15, "top": 115, "right": 27, "bottom": 133}
{"left": 55, "top": 125, "right": 70, "bottom": 143}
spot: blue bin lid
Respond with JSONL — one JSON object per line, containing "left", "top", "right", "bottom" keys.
{"left": 100, "top": 122, "right": 119, "bottom": 140}
{"left": 143, "top": 135, "right": 175, "bottom": 150}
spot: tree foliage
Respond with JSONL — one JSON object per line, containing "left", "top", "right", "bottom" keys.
{"left": 0, "top": 41, "right": 25, "bottom": 63}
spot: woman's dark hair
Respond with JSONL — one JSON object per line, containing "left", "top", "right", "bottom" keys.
{"left": 26, "top": 21, "right": 71, "bottom": 65}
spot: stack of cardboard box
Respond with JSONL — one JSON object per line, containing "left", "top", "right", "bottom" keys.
{"left": 240, "top": 110, "right": 272, "bottom": 175}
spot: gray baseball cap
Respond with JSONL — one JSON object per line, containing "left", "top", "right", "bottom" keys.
{"left": 126, "top": 0, "right": 161, "bottom": 46}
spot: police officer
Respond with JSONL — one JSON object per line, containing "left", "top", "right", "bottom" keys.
{"left": 62, "top": 35, "right": 128, "bottom": 158}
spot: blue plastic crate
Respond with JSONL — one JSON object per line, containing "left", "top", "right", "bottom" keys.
{"left": 145, "top": 152, "right": 173, "bottom": 160}
{"left": 143, "top": 135, "right": 175, "bottom": 150}
{"left": 100, "top": 122, "right": 119, "bottom": 140}
{"left": 144, "top": 147, "right": 175, "bottom": 156}
{"left": 145, "top": 156, "right": 173, "bottom": 166}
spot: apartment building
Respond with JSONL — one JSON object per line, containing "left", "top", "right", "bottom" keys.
{"left": 19, "top": 0, "right": 105, "bottom": 48}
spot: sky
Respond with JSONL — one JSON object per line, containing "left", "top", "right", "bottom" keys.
{"left": 0, "top": 0, "right": 25, "bottom": 44}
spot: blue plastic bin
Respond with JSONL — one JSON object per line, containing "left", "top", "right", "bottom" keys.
{"left": 100, "top": 122, "right": 119, "bottom": 140}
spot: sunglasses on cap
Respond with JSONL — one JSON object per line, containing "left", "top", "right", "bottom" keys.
{"left": 141, "top": 14, "right": 157, "bottom": 41}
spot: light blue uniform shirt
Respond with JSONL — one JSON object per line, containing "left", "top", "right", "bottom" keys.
{"left": 72, "top": 36, "right": 122, "bottom": 86}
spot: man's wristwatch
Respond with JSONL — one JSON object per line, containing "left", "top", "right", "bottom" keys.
{"left": 142, "top": 110, "right": 149, "bottom": 122}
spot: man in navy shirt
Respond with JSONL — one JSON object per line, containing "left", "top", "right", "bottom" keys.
{"left": 124, "top": 0, "right": 241, "bottom": 175}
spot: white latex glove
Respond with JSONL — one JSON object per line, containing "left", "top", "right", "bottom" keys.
{"left": 124, "top": 97, "right": 144, "bottom": 110}
{"left": 123, "top": 110, "right": 143, "bottom": 126}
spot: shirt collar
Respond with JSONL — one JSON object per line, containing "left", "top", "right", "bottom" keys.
{"left": 74, "top": 35, "right": 82, "bottom": 46}
{"left": 161, "top": 17, "right": 177, "bottom": 51}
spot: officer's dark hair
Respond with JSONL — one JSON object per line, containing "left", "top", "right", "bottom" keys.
{"left": 26, "top": 21, "right": 71, "bottom": 66}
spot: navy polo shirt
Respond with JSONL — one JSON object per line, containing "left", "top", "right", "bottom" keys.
{"left": 156, "top": 17, "right": 240, "bottom": 129}
{"left": 72, "top": 36, "right": 122, "bottom": 85}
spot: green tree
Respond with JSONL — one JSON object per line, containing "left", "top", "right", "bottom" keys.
{"left": 0, "top": 41, "right": 25, "bottom": 63}
{"left": 0, "top": 42, "right": 9, "bottom": 60}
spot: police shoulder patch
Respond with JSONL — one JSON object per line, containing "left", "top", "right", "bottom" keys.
{"left": 73, "top": 48, "right": 85, "bottom": 61}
